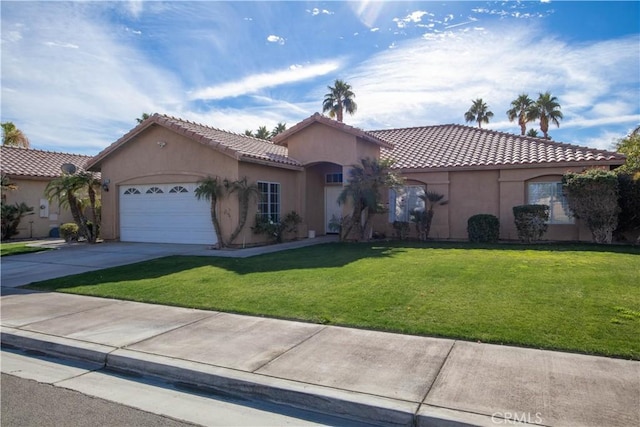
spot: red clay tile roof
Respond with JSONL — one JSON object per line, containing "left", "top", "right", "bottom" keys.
{"left": 372, "top": 124, "right": 626, "bottom": 170}
{"left": 87, "top": 114, "right": 301, "bottom": 170}
{"left": 0, "top": 146, "right": 95, "bottom": 179}
{"left": 272, "top": 113, "right": 394, "bottom": 149}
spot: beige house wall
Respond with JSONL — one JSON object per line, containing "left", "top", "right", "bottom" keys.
{"left": 3, "top": 177, "right": 75, "bottom": 239}
{"left": 236, "top": 162, "right": 302, "bottom": 245}
{"left": 370, "top": 165, "right": 600, "bottom": 242}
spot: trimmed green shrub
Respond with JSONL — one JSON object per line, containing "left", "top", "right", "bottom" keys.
{"left": 563, "top": 169, "right": 620, "bottom": 244}
{"left": 253, "top": 211, "right": 302, "bottom": 243}
{"left": 60, "top": 223, "right": 79, "bottom": 242}
{"left": 467, "top": 214, "right": 500, "bottom": 243}
{"left": 513, "top": 204, "right": 550, "bottom": 243}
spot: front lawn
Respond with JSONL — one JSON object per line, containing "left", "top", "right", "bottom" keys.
{"left": 1, "top": 241, "right": 51, "bottom": 257}
{"left": 26, "top": 242, "right": 640, "bottom": 359}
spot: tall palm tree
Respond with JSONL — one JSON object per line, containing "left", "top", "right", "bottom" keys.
{"left": 507, "top": 94, "right": 534, "bottom": 136}
{"left": 464, "top": 99, "right": 494, "bottom": 128}
{"left": 194, "top": 176, "right": 226, "bottom": 249}
{"left": 254, "top": 126, "right": 271, "bottom": 140}
{"left": 2, "top": 122, "right": 30, "bottom": 148}
{"left": 271, "top": 122, "right": 287, "bottom": 138}
{"left": 226, "top": 177, "right": 261, "bottom": 244}
{"left": 322, "top": 79, "right": 357, "bottom": 122}
{"left": 526, "top": 128, "right": 539, "bottom": 138}
{"left": 528, "top": 92, "right": 563, "bottom": 139}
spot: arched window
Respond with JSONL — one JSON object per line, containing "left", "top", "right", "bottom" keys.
{"left": 123, "top": 188, "right": 141, "bottom": 195}
{"left": 146, "top": 187, "right": 164, "bottom": 194}
{"left": 169, "top": 186, "right": 188, "bottom": 193}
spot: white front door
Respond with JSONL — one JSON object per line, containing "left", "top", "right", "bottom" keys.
{"left": 324, "top": 186, "right": 343, "bottom": 234}
{"left": 119, "top": 183, "right": 217, "bottom": 245}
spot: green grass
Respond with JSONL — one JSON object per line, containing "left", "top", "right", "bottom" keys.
{"left": 1, "top": 241, "right": 51, "bottom": 257}
{"left": 26, "top": 242, "right": 640, "bottom": 359}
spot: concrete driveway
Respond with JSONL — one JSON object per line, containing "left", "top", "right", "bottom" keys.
{"left": 0, "top": 242, "right": 210, "bottom": 290}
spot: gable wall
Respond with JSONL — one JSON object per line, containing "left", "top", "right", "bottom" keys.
{"left": 99, "top": 125, "right": 240, "bottom": 241}
{"left": 286, "top": 123, "right": 363, "bottom": 166}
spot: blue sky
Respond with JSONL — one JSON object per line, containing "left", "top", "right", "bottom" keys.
{"left": 2, "top": 1, "right": 639, "bottom": 155}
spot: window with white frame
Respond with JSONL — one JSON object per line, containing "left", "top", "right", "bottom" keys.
{"left": 389, "top": 185, "right": 425, "bottom": 222}
{"left": 258, "top": 181, "right": 281, "bottom": 222}
{"left": 527, "top": 182, "right": 573, "bottom": 224}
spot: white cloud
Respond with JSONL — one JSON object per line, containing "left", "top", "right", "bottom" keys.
{"left": 309, "top": 8, "right": 333, "bottom": 16}
{"left": 190, "top": 61, "right": 341, "bottom": 101}
{"left": 394, "top": 11, "right": 431, "bottom": 28}
{"left": 1, "top": 2, "right": 183, "bottom": 153}
{"left": 343, "top": 26, "right": 639, "bottom": 141}
{"left": 267, "top": 34, "right": 285, "bottom": 45}
{"left": 44, "top": 41, "right": 79, "bottom": 49}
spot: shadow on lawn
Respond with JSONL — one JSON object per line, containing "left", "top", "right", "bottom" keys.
{"left": 24, "top": 243, "right": 402, "bottom": 290}
{"left": 24, "top": 240, "right": 639, "bottom": 291}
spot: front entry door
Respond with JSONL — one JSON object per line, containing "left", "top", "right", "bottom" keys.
{"left": 325, "top": 186, "right": 343, "bottom": 234}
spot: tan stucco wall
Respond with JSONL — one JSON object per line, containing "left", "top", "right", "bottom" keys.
{"left": 370, "top": 165, "right": 598, "bottom": 242}
{"left": 99, "top": 125, "right": 241, "bottom": 242}
{"left": 237, "top": 162, "right": 303, "bottom": 245}
{"left": 285, "top": 123, "right": 380, "bottom": 166}
{"left": 3, "top": 177, "right": 75, "bottom": 239}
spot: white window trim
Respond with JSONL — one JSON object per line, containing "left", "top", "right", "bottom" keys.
{"left": 258, "top": 181, "right": 281, "bottom": 222}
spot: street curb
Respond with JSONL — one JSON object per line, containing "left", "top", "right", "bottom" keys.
{"left": 1, "top": 327, "right": 114, "bottom": 365}
{"left": 1, "top": 328, "right": 491, "bottom": 427}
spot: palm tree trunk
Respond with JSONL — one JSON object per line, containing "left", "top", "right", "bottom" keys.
{"left": 540, "top": 114, "right": 549, "bottom": 139}
{"left": 210, "top": 200, "right": 225, "bottom": 249}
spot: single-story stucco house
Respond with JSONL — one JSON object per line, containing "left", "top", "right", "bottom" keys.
{"left": 84, "top": 113, "right": 625, "bottom": 246}
{"left": 0, "top": 146, "right": 95, "bottom": 239}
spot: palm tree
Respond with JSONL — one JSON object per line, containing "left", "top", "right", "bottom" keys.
{"left": 528, "top": 92, "right": 563, "bottom": 139}
{"left": 75, "top": 171, "right": 101, "bottom": 243}
{"left": 322, "top": 79, "right": 357, "bottom": 122}
{"left": 1, "top": 174, "right": 17, "bottom": 202}
{"left": 271, "top": 122, "right": 287, "bottom": 138}
{"left": 254, "top": 126, "right": 271, "bottom": 140}
{"left": 194, "top": 176, "right": 226, "bottom": 249}
{"left": 2, "top": 122, "right": 30, "bottom": 148}
{"left": 416, "top": 191, "right": 447, "bottom": 241}
{"left": 507, "top": 94, "right": 534, "bottom": 136}
{"left": 526, "top": 129, "right": 539, "bottom": 138}
{"left": 464, "top": 99, "right": 494, "bottom": 128}
{"left": 45, "top": 174, "right": 91, "bottom": 241}
{"left": 226, "top": 177, "right": 261, "bottom": 244}
{"left": 244, "top": 130, "right": 254, "bottom": 137}
{"left": 135, "top": 113, "right": 151, "bottom": 124}
{"left": 338, "top": 158, "right": 403, "bottom": 240}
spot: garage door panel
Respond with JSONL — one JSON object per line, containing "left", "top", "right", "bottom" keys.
{"left": 119, "top": 184, "right": 217, "bottom": 245}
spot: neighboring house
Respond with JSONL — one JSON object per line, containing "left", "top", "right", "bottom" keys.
{"left": 0, "top": 146, "right": 95, "bottom": 239}
{"left": 86, "top": 113, "right": 625, "bottom": 246}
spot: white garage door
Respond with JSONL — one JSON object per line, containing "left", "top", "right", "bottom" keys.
{"left": 119, "top": 183, "right": 217, "bottom": 245}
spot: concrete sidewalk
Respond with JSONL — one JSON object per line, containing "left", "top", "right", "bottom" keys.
{"left": 2, "top": 292, "right": 638, "bottom": 427}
